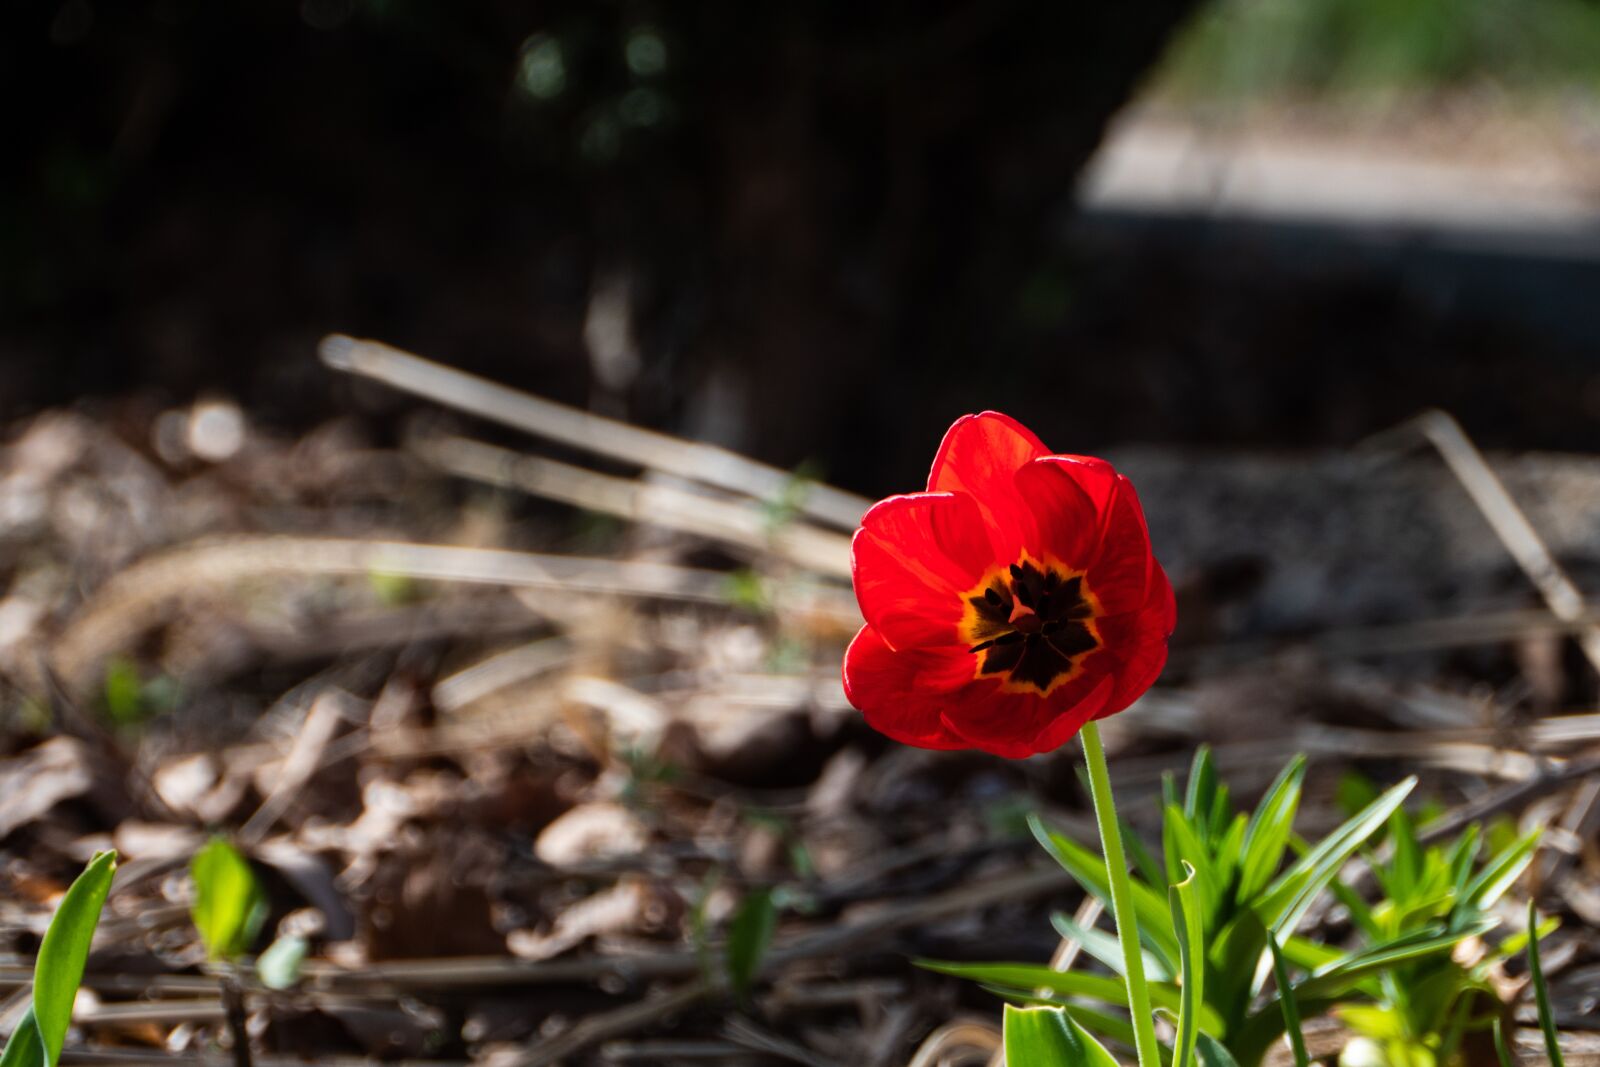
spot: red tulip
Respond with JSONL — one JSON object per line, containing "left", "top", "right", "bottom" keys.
{"left": 843, "top": 412, "right": 1175, "bottom": 758}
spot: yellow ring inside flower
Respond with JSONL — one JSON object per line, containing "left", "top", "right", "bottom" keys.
{"left": 958, "top": 554, "right": 1102, "bottom": 697}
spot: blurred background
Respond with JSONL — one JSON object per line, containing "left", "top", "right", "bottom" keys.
{"left": 5, "top": 3, "right": 1600, "bottom": 1065}
{"left": 10, "top": 0, "right": 1600, "bottom": 479}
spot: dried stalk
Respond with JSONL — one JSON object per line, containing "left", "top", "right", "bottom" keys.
{"left": 319, "top": 335, "right": 871, "bottom": 530}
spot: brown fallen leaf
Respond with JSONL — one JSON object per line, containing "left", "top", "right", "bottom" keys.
{"left": 0, "top": 736, "right": 95, "bottom": 839}
{"left": 533, "top": 801, "right": 650, "bottom": 867}
{"left": 507, "top": 876, "right": 657, "bottom": 960}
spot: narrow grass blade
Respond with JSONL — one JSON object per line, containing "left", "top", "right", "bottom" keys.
{"left": 1256, "top": 777, "right": 1415, "bottom": 937}
{"left": 1266, "top": 928, "right": 1309, "bottom": 1067}
{"left": 1527, "top": 900, "right": 1563, "bottom": 1067}
{"left": 1237, "top": 756, "right": 1305, "bottom": 903}
{"left": 1183, "top": 747, "right": 1217, "bottom": 823}
{"left": 1168, "top": 862, "right": 1205, "bottom": 1067}
{"left": 1464, "top": 830, "right": 1539, "bottom": 910}
{"left": 1294, "top": 918, "right": 1494, "bottom": 1000}
{"left": 1492, "top": 1016, "right": 1516, "bottom": 1067}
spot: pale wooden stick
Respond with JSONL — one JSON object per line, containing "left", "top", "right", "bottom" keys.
{"left": 411, "top": 429, "right": 852, "bottom": 577}
{"left": 908, "top": 1021, "right": 1001, "bottom": 1067}
{"left": 238, "top": 690, "right": 353, "bottom": 844}
{"left": 430, "top": 637, "right": 573, "bottom": 714}
{"left": 1363, "top": 408, "right": 1600, "bottom": 675}
{"left": 319, "top": 335, "right": 872, "bottom": 530}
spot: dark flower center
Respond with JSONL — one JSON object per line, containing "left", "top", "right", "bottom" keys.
{"left": 965, "top": 560, "right": 1099, "bottom": 693}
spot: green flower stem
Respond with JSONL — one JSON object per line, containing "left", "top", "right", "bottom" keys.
{"left": 1080, "top": 719, "right": 1160, "bottom": 1067}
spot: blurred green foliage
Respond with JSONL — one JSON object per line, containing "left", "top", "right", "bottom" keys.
{"left": 101, "top": 658, "right": 179, "bottom": 728}
{"left": 1155, "top": 0, "right": 1600, "bottom": 100}
{"left": 190, "top": 838, "right": 267, "bottom": 963}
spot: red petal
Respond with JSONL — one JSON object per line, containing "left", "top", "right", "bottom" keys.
{"left": 1011, "top": 456, "right": 1105, "bottom": 569}
{"left": 1036, "top": 673, "right": 1119, "bottom": 747}
{"left": 926, "top": 413, "right": 1050, "bottom": 539}
{"left": 842, "top": 625, "right": 972, "bottom": 750}
{"left": 852, "top": 491, "right": 994, "bottom": 650}
{"left": 1093, "top": 564, "right": 1176, "bottom": 715}
{"left": 1037, "top": 454, "right": 1119, "bottom": 515}
{"left": 941, "top": 671, "right": 1114, "bottom": 758}
{"left": 1097, "top": 639, "right": 1169, "bottom": 719}
{"left": 1083, "top": 474, "right": 1155, "bottom": 615}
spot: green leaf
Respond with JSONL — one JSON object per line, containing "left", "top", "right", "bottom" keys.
{"left": 1207, "top": 784, "right": 1233, "bottom": 843}
{"left": 1060, "top": 1003, "right": 1143, "bottom": 1054}
{"left": 256, "top": 934, "right": 308, "bottom": 991}
{"left": 1207, "top": 907, "right": 1270, "bottom": 1025}
{"left": 1184, "top": 746, "right": 1219, "bottom": 826}
{"left": 1492, "top": 1016, "right": 1516, "bottom": 1067}
{"left": 1004, "top": 1004, "right": 1121, "bottom": 1067}
{"left": 1339, "top": 1005, "right": 1407, "bottom": 1041}
{"left": 1527, "top": 900, "right": 1564, "bottom": 1067}
{"left": 190, "top": 838, "right": 267, "bottom": 962}
{"left": 33, "top": 850, "right": 117, "bottom": 1067}
{"left": 1444, "top": 823, "right": 1481, "bottom": 898}
{"left": 1293, "top": 919, "right": 1495, "bottom": 1001}
{"left": 1052, "top": 911, "right": 1173, "bottom": 982}
{"left": 1124, "top": 816, "right": 1168, "bottom": 892}
{"left": 1164, "top": 806, "right": 1218, "bottom": 921}
{"left": 1255, "top": 777, "right": 1416, "bottom": 936}
{"left": 1325, "top": 874, "right": 1380, "bottom": 940}
{"left": 1386, "top": 885, "right": 1459, "bottom": 932}
{"left": 1237, "top": 756, "right": 1305, "bottom": 903}
{"left": 923, "top": 960, "right": 1132, "bottom": 1007}
{"left": 1195, "top": 1033, "right": 1243, "bottom": 1067}
{"left": 1464, "top": 829, "right": 1540, "bottom": 911}
{"left": 1266, "top": 929, "right": 1309, "bottom": 1067}
{"left": 1213, "top": 814, "right": 1249, "bottom": 895}
{"left": 1498, "top": 915, "right": 1558, "bottom": 957}
{"left": 1031, "top": 814, "right": 1181, "bottom": 975}
{"left": 1169, "top": 863, "right": 1205, "bottom": 1067}
{"left": 0, "top": 1009, "right": 44, "bottom": 1067}
{"left": 1387, "top": 807, "right": 1422, "bottom": 903}
{"left": 979, "top": 989, "right": 1142, "bottom": 1050}
{"left": 1233, "top": 920, "right": 1492, "bottom": 1066}
{"left": 1278, "top": 933, "right": 1341, "bottom": 973}
{"left": 1335, "top": 771, "right": 1380, "bottom": 820}
{"left": 921, "top": 960, "right": 1221, "bottom": 1031}
{"left": 724, "top": 886, "right": 776, "bottom": 997}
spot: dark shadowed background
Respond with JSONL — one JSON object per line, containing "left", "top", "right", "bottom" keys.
{"left": 7, "top": 0, "right": 1600, "bottom": 487}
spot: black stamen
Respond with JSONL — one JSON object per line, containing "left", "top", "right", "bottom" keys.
{"left": 1009, "top": 563, "right": 1024, "bottom": 582}
{"left": 1014, "top": 583, "right": 1034, "bottom": 608}
{"left": 984, "top": 588, "right": 1003, "bottom": 606}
